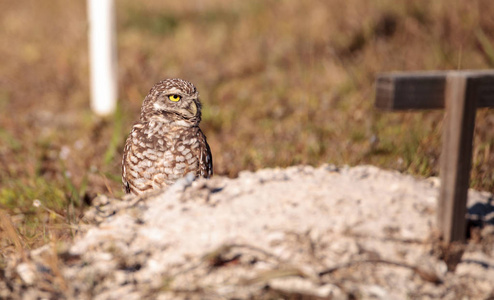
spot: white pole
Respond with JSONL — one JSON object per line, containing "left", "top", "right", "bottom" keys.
{"left": 87, "top": 0, "right": 118, "bottom": 116}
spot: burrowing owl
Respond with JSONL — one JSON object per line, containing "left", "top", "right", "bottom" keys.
{"left": 122, "top": 78, "right": 213, "bottom": 195}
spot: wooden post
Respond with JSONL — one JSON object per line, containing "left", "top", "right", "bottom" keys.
{"left": 438, "top": 74, "right": 477, "bottom": 242}
{"left": 375, "top": 70, "right": 494, "bottom": 243}
{"left": 87, "top": 0, "right": 118, "bottom": 116}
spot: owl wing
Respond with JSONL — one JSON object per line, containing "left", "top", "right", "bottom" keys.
{"left": 122, "top": 123, "right": 158, "bottom": 195}
{"left": 198, "top": 128, "right": 213, "bottom": 179}
{"left": 122, "top": 130, "right": 134, "bottom": 194}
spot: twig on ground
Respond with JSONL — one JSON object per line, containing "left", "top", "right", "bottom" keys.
{"left": 318, "top": 258, "right": 443, "bottom": 284}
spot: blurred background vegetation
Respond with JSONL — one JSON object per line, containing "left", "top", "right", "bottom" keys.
{"left": 0, "top": 0, "right": 493, "bottom": 250}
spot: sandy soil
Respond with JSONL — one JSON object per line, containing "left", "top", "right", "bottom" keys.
{"left": 2, "top": 165, "right": 494, "bottom": 299}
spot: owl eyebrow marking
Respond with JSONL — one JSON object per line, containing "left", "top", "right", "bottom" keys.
{"left": 165, "top": 87, "right": 183, "bottom": 95}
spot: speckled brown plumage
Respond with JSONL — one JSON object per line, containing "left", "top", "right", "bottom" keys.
{"left": 122, "top": 78, "right": 212, "bottom": 195}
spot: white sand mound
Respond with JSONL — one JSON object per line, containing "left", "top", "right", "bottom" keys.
{"left": 5, "top": 165, "right": 494, "bottom": 299}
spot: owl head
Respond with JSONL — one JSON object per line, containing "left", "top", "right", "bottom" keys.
{"left": 140, "top": 78, "right": 202, "bottom": 126}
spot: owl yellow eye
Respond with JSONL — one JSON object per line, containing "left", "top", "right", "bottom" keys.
{"left": 168, "top": 94, "right": 182, "bottom": 102}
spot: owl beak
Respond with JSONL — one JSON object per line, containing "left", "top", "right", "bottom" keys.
{"left": 188, "top": 101, "right": 198, "bottom": 116}
{"left": 175, "top": 101, "right": 198, "bottom": 119}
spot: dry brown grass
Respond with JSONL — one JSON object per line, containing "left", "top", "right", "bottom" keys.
{"left": 0, "top": 0, "right": 493, "bottom": 251}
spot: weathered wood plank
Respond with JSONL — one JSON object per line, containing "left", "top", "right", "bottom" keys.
{"left": 375, "top": 71, "right": 494, "bottom": 110}
{"left": 438, "top": 73, "right": 478, "bottom": 243}
{"left": 375, "top": 72, "right": 446, "bottom": 110}
{"left": 475, "top": 73, "right": 494, "bottom": 108}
